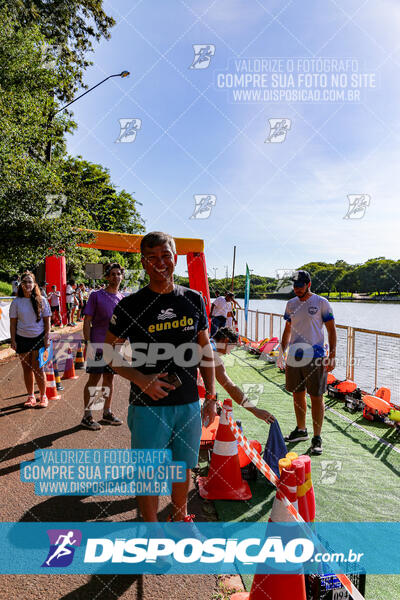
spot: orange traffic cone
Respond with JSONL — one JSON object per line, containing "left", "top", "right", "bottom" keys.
{"left": 232, "top": 464, "right": 307, "bottom": 600}
{"left": 238, "top": 440, "right": 262, "bottom": 468}
{"left": 61, "top": 347, "right": 79, "bottom": 380}
{"left": 74, "top": 341, "right": 85, "bottom": 370}
{"left": 45, "top": 363, "right": 61, "bottom": 400}
{"left": 198, "top": 399, "right": 252, "bottom": 500}
{"left": 52, "top": 359, "right": 64, "bottom": 391}
{"left": 200, "top": 415, "right": 220, "bottom": 450}
{"left": 231, "top": 572, "right": 307, "bottom": 600}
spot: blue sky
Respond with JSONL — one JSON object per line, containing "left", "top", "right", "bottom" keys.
{"left": 66, "top": 0, "right": 400, "bottom": 277}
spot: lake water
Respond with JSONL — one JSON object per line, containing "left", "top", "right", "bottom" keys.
{"left": 218, "top": 298, "right": 400, "bottom": 405}
{"left": 244, "top": 298, "right": 400, "bottom": 334}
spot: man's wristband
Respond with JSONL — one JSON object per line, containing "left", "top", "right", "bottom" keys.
{"left": 205, "top": 392, "right": 217, "bottom": 402}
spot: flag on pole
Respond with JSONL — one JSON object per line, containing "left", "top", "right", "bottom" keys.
{"left": 244, "top": 264, "right": 250, "bottom": 322}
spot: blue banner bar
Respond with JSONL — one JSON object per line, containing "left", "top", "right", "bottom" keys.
{"left": 0, "top": 522, "right": 398, "bottom": 574}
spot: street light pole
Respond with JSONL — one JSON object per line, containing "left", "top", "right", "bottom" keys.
{"left": 46, "top": 70, "right": 130, "bottom": 162}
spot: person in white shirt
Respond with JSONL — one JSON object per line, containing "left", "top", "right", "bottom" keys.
{"left": 280, "top": 270, "right": 336, "bottom": 455}
{"left": 212, "top": 327, "right": 275, "bottom": 424}
{"left": 9, "top": 271, "right": 51, "bottom": 408}
{"left": 11, "top": 276, "right": 20, "bottom": 296}
{"left": 209, "top": 291, "right": 234, "bottom": 337}
{"left": 225, "top": 294, "right": 241, "bottom": 328}
{"left": 75, "top": 283, "right": 84, "bottom": 322}
{"left": 48, "top": 285, "right": 62, "bottom": 328}
{"left": 66, "top": 280, "right": 76, "bottom": 326}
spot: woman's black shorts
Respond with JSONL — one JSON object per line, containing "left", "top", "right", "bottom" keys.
{"left": 16, "top": 333, "right": 45, "bottom": 354}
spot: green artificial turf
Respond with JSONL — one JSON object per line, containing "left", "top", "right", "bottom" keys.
{"left": 208, "top": 348, "right": 400, "bottom": 600}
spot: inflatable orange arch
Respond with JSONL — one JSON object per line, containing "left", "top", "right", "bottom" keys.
{"left": 45, "top": 229, "right": 211, "bottom": 319}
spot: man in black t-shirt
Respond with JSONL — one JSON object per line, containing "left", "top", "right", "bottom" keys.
{"left": 105, "top": 231, "right": 216, "bottom": 523}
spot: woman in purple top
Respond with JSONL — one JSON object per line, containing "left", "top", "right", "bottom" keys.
{"left": 81, "top": 263, "right": 125, "bottom": 430}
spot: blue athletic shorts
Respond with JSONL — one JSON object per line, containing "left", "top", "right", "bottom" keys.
{"left": 127, "top": 401, "right": 202, "bottom": 469}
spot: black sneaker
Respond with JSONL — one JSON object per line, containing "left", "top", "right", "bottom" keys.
{"left": 81, "top": 415, "right": 101, "bottom": 431}
{"left": 284, "top": 426, "right": 309, "bottom": 442}
{"left": 102, "top": 412, "right": 123, "bottom": 426}
{"left": 311, "top": 435, "right": 322, "bottom": 455}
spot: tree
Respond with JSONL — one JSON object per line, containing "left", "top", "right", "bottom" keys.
{"left": 0, "top": 13, "right": 144, "bottom": 276}
{"left": 61, "top": 157, "right": 144, "bottom": 234}
{"left": 0, "top": 13, "right": 82, "bottom": 273}
{"left": 336, "top": 270, "right": 359, "bottom": 298}
{"left": 312, "top": 267, "right": 344, "bottom": 297}
{"left": 357, "top": 260, "right": 396, "bottom": 296}
{"left": 298, "top": 262, "right": 330, "bottom": 278}
{"left": 0, "top": 0, "right": 115, "bottom": 102}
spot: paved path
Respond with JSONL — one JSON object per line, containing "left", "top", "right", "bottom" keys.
{"left": 0, "top": 330, "right": 218, "bottom": 600}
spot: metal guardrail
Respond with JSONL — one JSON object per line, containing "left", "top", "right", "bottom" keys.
{"left": 236, "top": 308, "right": 400, "bottom": 402}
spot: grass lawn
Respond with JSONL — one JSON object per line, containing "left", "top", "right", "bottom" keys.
{"left": 0, "top": 281, "right": 12, "bottom": 296}
{"left": 207, "top": 348, "right": 400, "bottom": 599}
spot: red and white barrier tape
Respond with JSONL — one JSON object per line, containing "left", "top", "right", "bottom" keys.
{"left": 217, "top": 401, "right": 365, "bottom": 600}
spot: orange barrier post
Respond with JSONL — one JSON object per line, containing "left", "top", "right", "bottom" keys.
{"left": 294, "top": 455, "right": 315, "bottom": 522}
{"left": 292, "top": 458, "right": 310, "bottom": 522}
{"left": 61, "top": 347, "right": 79, "bottom": 380}
{"left": 278, "top": 465, "right": 299, "bottom": 514}
{"left": 198, "top": 399, "right": 252, "bottom": 501}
